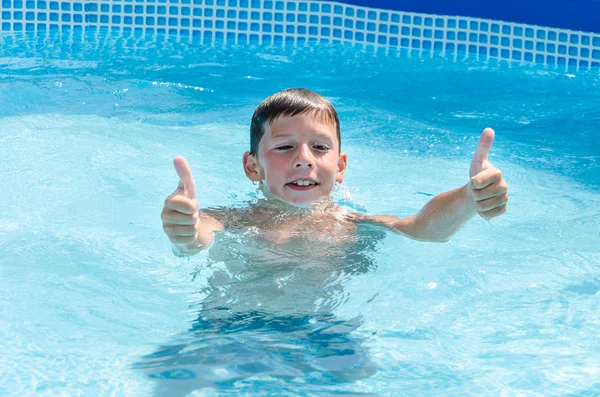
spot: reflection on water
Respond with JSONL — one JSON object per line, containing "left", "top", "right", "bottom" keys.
{"left": 134, "top": 212, "right": 386, "bottom": 396}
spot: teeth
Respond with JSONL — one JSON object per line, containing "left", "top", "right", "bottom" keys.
{"left": 293, "top": 180, "right": 315, "bottom": 186}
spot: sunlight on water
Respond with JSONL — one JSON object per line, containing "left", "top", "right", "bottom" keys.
{"left": 1, "top": 30, "right": 599, "bottom": 396}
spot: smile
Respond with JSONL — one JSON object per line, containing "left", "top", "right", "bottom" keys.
{"left": 286, "top": 179, "right": 319, "bottom": 190}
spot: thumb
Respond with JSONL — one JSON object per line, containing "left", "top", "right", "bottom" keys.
{"left": 470, "top": 128, "right": 495, "bottom": 177}
{"left": 173, "top": 156, "right": 197, "bottom": 200}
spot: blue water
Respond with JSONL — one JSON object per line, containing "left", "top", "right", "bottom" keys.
{"left": 1, "top": 30, "right": 600, "bottom": 396}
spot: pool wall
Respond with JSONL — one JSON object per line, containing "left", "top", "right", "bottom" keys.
{"left": 1, "top": 0, "right": 600, "bottom": 70}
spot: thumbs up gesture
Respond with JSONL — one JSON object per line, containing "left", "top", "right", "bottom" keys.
{"left": 468, "top": 128, "right": 508, "bottom": 220}
{"left": 161, "top": 156, "right": 213, "bottom": 255}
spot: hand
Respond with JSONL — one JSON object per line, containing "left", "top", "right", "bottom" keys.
{"left": 161, "top": 156, "right": 202, "bottom": 250}
{"left": 468, "top": 128, "right": 508, "bottom": 220}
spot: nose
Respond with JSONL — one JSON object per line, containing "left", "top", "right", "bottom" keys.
{"left": 294, "top": 144, "right": 314, "bottom": 168}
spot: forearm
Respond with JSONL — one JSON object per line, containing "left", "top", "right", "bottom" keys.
{"left": 372, "top": 184, "right": 477, "bottom": 242}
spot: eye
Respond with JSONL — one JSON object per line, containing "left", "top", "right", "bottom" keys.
{"left": 313, "top": 145, "right": 330, "bottom": 151}
{"left": 275, "top": 145, "right": 293, "bottom": 151}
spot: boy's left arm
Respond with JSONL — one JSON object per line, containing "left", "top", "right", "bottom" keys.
{"left": 354, "top": 128, "right": 508, "bottom": 242}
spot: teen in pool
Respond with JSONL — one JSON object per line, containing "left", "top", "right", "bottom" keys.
{"left": 161, "top": 88, "right": 508, "bottom": 255}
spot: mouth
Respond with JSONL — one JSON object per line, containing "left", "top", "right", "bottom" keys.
{"left": 286, "top": 179, "right": 320, "bottom": 191}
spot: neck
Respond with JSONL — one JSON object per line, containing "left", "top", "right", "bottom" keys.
{"left": 257, "top": 184, "right": 337, "bottom": 212}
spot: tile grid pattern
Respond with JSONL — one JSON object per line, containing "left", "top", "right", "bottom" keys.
{"left": 1, "top": 0, "right": 600, "bottom": 69}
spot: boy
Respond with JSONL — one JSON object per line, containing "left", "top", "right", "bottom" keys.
{"left": 161, "top": 88, "right": 508, "bottom": 256}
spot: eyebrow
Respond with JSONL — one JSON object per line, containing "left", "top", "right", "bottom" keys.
{"left": 270, "top": 132, "right": 334, "bottom": 140}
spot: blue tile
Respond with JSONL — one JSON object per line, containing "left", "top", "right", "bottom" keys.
{"left": 548, "top": 31, "right": 557, "bottom": 41}
{"left": 366, "top": 21, "right": 375, "bottom": 31}
{"left": 423, "top": 29, "right": 431, "bottom": 38}
{"left": 412, "top": 27, "right": 421, "bottom": 37}
{"left": 469, "top": 32, "right": 477, "bottom": 42}
{"left": 458, "top": 19, "right": 466, "bottom": 29}
{"left": 593, "top": 50, "right": 600, "bottom": 60}
{"left": 491, "top": 23, "right": 499, "bottom": 33}
{"left": 368, "top": 10, "right": 376, "bottom": 20}
{"left": 559, "top": 32, "right": 568, "bottom": 42}
{"left": 568, "top": 46, "right": 578, "bottom": 56}
{"left": 569, "top": 34, "right": 579, "bottom": 44}
{"left": 435, "top": 18, "right": 444, "bottom": 27}
{"left": 423, "top": 40, "right": 431, "bottom": 49}
{"left": 434, "top": 41, "right": 442, "bottom": 50}
{"left": 501, "top": 49, "right": 510, "bottom": 58}
{"left": 535, "top": 54, "right": 544, "bottom": 62}
{"left": 470, "top": 21, "right": 478, "bottom": 30}
{"left": 457, "top": 31, "right": 466, "bottom": 41}
{"left": 446, "top": 31, "right": 455, "bottom": 40}
{"left": 424, "top": 17, "right": 432, "bottom": 26}
{"left": 346, "top": 7, "right": 354, "bottom": 17}
{"left": 380, "top": 12, "right": 388, "bottom": 21}
{"left": 446, "top": 42, "right": 455, "bottom": 51}
{"left": 524, "top": 52, "right": 533, "bottom": 61}
{"left": 592, "top": 37, "right": 600, "bottom": 47}
{"left": 513, "top": 38, "right": 522, "bottom": 48}
{"left": 357, "top": 9, "right": 365, "bottom": 18}
{"left": 524, "top": 40, "right": 533, "bottom": 50}
{"left": 434, "top": 29, "right": 443, "bottom": 39}
{"left": 536, "top": 42, "right": 544, "bottom": 51}
{"left": 512, "top": 50, "right": 521, "bottom": 60}
{"left": 581, "top": 48, "right": 589, "bottom": 57}
{"left": 581, "top": 35, "right": 590, "bottom": 45}
{"left": 402, "top": 15, "right": 410, "bottom": 24}
{"left": 501, "top": 37, "right": 509, "bottom": 46}
{"left": 334, "top": 5, "right": 342, "bottom": 15}
{"left": 502, "top": 25, "right": 511, "bottom": 34}
{"left": 558, "top": 44, "right": 566, "bottom": 54}
{"left": 490, "top": 35, "right": 498, "bottom": 45}
{"left": 391, "top": 13, "right": 399, "bottom": 22}
{"left": 536, "top": 29, "right": 545, "bottom": 39}
{"left": 390, "top": 25, "right": 398, "bottom": 34}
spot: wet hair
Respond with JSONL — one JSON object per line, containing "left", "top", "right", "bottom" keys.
{"left": 249, "top": 88, "right": 341, "bottom": 155}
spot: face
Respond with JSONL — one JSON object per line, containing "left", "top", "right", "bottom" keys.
{"left": 243, "top": 113, "right": 347, "bottom": 206}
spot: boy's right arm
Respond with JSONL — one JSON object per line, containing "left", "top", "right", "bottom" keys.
{"left": 161, "top": 156, "right": 224, "bottom": 256}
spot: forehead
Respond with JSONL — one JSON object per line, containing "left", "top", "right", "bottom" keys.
{"left": 265, "top": 113, "right": 337, "bottom": 141}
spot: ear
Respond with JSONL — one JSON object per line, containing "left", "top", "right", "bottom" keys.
{"left": 243, "top": 151, "right": 263, "bottom": 182}
{"left": 335, "top": 152, "right": 347, "bottom": 183}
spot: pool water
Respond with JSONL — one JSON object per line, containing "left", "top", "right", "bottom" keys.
{"left": 1, "top": 30, "right": 600, "bottom": 396}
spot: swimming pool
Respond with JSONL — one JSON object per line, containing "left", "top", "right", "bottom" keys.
{"left": 1, "top": 1, "right": 600, "bottom": 396}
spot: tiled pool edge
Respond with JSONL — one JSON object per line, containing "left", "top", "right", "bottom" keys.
{"left": 1, "top": 0, "right": 599, "bottom": 70}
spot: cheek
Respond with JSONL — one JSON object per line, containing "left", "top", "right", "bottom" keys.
{"left": 261, "top": 154, "right": 285, "bottom": 180}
